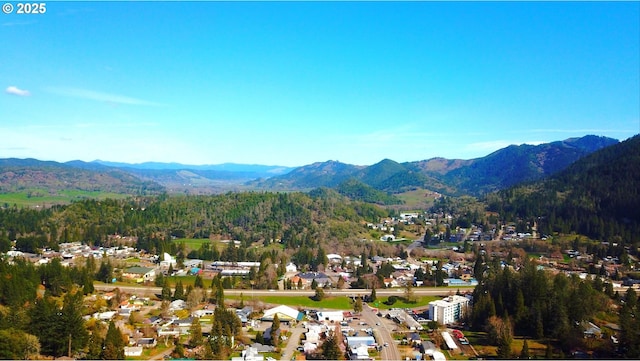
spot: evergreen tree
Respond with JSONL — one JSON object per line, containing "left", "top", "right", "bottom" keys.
{"left": 270, "top": 314, "right": 280, "bottom": 346}
{"left": 173, "top": 280, "right": 184, "bottom": 300}
{"left": 496, "top": 316, "right": 513, "bottom": 359}
{"left": 255, "top": 331, "right": 265, "bottom": 345}
{"left": 84, "top": 333, "right": 103, "bottom": 360}
{"left": 369, "top": 288, "right": 377, "bottom": 302}
{"left": 189, "top": 317, "right": 203, "bottom": 348}
{"left": 172, "top": 340, "right": 185, "bottom": 359}
{"left": 216, "top": 282, "right": 225, "bottom": 306}
{"left": 520, "top": 338, "right": 530, "bottom": 359}
{"left": 321, "top": 331, "right": 342, "bottom": 360}
{"left": 194, "top": 274, "right": 204, "bottom": 288}
{"left": 155, "top": 272, "right": 165, "bottom": 287}
{"left": 161, "top": 278, "right": 172, "bottom": 300}
{"left": 96, "top": 260, "right": 113, "bottom": 283}
{"left": 102, "top": 321, "right": 124, "bottom": 360}
{"left": 404, "top": 282, "right": 416, "bottom": 303}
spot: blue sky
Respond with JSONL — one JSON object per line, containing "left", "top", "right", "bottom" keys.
{"left": 2, "top": 1, "right": 639, "bottom": 167}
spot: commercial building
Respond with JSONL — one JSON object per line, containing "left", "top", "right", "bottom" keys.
{"left": 428, "top": 295, "right": 470, "bottom": 325}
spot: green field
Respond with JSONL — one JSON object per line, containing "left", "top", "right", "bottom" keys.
{"left": 394, "top": 189, "right": 438, "bottom": 210}
{"left": 227, "top": 294, "right": 440, "bottom": 310}
{"left": 0, "top": 189, "right": 127, "bottom": 207}
{"left": 172, "top": 238, "right": 213, "bottom": 251}
{"left": 228, "top": 295, "right": 353, "bottom": 310}
{"left": 372, "top": 295, "right": 439, "bottom": 309}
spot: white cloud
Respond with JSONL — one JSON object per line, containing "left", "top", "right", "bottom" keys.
{"left": 44, "top": 87, "right": 165, "bottom": 106}
{"left": 5, "top": 86, "right": 31, "bottom": 96}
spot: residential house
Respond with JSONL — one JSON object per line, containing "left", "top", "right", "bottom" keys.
{"left": 136, "top": 338, "right": 157, "bottom": 348}
{"left": 345, "top": 336, "right": 376, "bottom": 348}
{"left": 122, "top": 266, "right": 156, "bottom": 283}
{"left": 349, "top": 344, "right": 370, "bottom": 360}
{"left": 231, "top": 346, "right": 264, "bottom": 361}
{"left": 285, "top": 262, "right": 298, "bottom": 273}
{"left": 295, "top": 272, "right": 332, "bottom": 289}
{"left": 124, "top": 347, "right": 143, "bottom": 357}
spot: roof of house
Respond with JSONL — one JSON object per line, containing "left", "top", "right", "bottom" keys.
{"left": 298, "top": 272, "right": 330, "bottom": 280}
{"left": 261, "top": 305, "right": 303, "bottom": 321}
{"left": 123, "top": 266, "right": 154, "bottom": 275}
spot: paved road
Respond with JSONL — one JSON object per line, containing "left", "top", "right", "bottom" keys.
{"left": 360, "top": 304, "right": 401, "bottom": 360}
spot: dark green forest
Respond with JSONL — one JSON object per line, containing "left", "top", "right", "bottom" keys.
{"left": 485, "top": 135, "right": 640, "bottom": 248}
{"left": 470, "top": 255, "right": 640, "bottom": 358}
{"left": 0, "top": 190, "right": 389, "bottom": 255}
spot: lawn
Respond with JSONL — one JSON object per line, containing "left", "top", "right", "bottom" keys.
{"left": 172, "top": 238, "right": 213, "bottom": 251}
{"left": 126, "top": 342, "right": 171, "bottom": 360}
{"left": 372, "top": 295, "right": 439, "bottom": 310}
{"left": 227, "top": 295, "right": 353, "bottom": 310}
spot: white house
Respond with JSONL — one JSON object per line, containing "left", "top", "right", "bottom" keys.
{"left": 285, "top": 262, "right": 297, "bottom": 273}
{"left": 124, "top": 347, "right": 143, "bottom": 357}
{"left": 349, "top": 344, "right": 370, "bottom": 360}
{"left": 160, "top": 252, "right": 177, "bottom": 269}
{"left": 169, "top": 299, "right": 187, "bottom": 311}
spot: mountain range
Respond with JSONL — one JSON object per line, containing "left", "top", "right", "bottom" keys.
{"left": 250, "top": 135, "right": 620, "bottom": 196}
{"left": 0, "top": 135, "right": 623, "bottom": 200}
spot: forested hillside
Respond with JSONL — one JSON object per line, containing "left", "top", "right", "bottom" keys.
{"left": 441, "top": 135, "right": 619, "bottom": 194}
{"left": 0, "top": 191, "right": 389, "bottom": 256}
{"left": 0, "top": 158, "right": 164, "bottom": 196}
{"left": 485, "top": 135, "right": 640, "bottom": 246}
{"left": 252, "top": 135, "right": 619, "bottom": 196}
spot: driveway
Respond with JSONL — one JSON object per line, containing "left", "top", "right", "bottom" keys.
{"left": 280, "top": 322, "right": 305, "bottom": 361}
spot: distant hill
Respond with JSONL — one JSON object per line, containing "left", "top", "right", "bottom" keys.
{"left": 252, "top": 135, "right": 620, "bottom": 196}
{"left": 486, "top": 134, "right": 640, "bottom": 244}
{"left": 0, "top": 134, "right": 622, "bottom": 200}
{"left": 94, "top": 160, "right": 293, "bottom": 175}
{"left": 439, "top": 135, "right": 620, "bottom": 194}
{"left": 249, "top": 160, "right": 364, "bottom": 190}
{"left": 0, "top": 158, "right": 164, "bottom": 196}
{"left": 92, "top": 160, "right": 295, "bottom": 191}
{"left": 335, "top": 178, "right": 403, "bottom": 205}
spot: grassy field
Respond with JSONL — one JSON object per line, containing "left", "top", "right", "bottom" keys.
{"left": 372, "top": 295, "right": 439, "bottom": 310}
{"left": 393, "top": 189, "right": 438, "bottom": 210}
{"left": 0, "top": 189, "right": 127, "bottom": 207}
{"left": 464, "top": 331, "right": 549, "bottom": 359}
{"left": 172, "top": 238, "right": 213, "bottom": 251}
{"left": 227, "top": 295, "right": 353, "bottom": 310}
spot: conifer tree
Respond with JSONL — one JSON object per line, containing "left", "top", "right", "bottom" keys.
{"left": 321, "top": 331, "right": 342, "bottom": 360}
{"left": 354, "top": 297, "right": 363, "bottom": 313}
{"left": 270, "top": 314, "right": 280, "bottom": 346}
{"left": 102, "top": 321, "right": 124, "bottom": 360}
{"left": 161, "top": 278, "right": 172, "bottom": 300}
{"left": 189, "top": 318, "right": 203, "bottom": 348}
{"left": 173, "top": 280, "right": 184, "bottom": 300}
